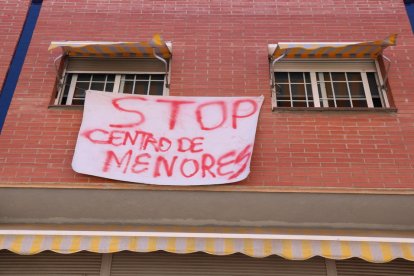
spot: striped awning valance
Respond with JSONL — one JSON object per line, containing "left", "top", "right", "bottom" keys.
{"left": 48, "top": 34, "right": 171, "bottom": 59}
{"left": 1, "top": 229, "right": 414, "bottom": 263}
{"left": 270, "top": 34, "right": 397, "bottom": 59}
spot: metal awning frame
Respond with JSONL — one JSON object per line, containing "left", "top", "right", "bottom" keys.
{"left": 379, "top": 54, "right": 392, "bottom": 93}
{"left": 153, "top": 48, "right": 170, "bottom": 88}
{"left": 269, "top": 52, "right": 286, "bottom": 108}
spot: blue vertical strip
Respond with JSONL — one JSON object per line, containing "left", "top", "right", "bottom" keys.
{"left": 406, "top": 2, "right": 414, "bottom": 33}
{"left": 0, "top": 0, "right": 43, "bottom": 132}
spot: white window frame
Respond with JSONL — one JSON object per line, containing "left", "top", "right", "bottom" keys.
{"left": 54, "top": 58, "right": 171, "bottom": 106}
{"left": 271, "top": 59, "right": 389, "bottom": 109}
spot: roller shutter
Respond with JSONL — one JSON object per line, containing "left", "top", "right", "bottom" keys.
{"left": 336, "top": 257, "right": 414, "bottom": 276}
{"left": 66, "top": 58, "right": 165, "bottom": 73}
{"left": 0, "top": 250, "right": 102, "bottom": 276}
{"left": 1, "top": 250, "right": 414, "bottom": 275}
{"left": 110, "top": 251, "right": 327, "bottom": 276}
{"left": 272, "top": 60, "right": 376, "bottom": 72}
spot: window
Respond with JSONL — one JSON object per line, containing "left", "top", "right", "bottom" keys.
{"left": 55, "top": 58, "right": 168, "bottom": 106}
{"left": 268, "top": 35, "right": 396, "bottom": 110}
{"left": 273, "top": 60, "right": 388, "bottom": 108}
{"left": 49, "top": 35, "right": 172, "bottom": 106}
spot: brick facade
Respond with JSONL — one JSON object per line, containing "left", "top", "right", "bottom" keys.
{"left": 1, "top": 0, "right": 414, "bottom": 189}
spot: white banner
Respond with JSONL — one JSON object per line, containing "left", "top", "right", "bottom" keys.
{"left": 72, "top": 91, "right": 264, "bottom": 185}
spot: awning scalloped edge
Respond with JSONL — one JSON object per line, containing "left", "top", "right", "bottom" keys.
{"left": 1, "top": 230, "right": 413, "bottom": 263}
{"left": 48, "top": 34, "right": 171, "bottom": 59}
{"left": 271, "top": 34, "right": 397, "bottom": 59}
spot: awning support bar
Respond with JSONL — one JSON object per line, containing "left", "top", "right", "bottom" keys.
{"left": 53, "top": 54, "right": 63, "bottom": 73}
{"left": 380, "top": 54, "right": 391, "bottom": 92}
{"left": 53, "top": 54, "right": 64, "bottom": 91}
{"left": 153, "top": 49, "right": 170, "bottom": 88}
{"left": 270, "top": 52, "right": 287, "bottom": 90}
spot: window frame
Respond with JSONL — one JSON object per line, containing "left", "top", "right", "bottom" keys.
{"left": 271, "top": 59, "right": 390, "bottom": 110}
{"left": 53, "top": 57, "right": 170, "bottom": 106}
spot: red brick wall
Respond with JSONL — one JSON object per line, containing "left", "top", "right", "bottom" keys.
{"left": 1, "top": 0, "right": 414, "bottom": 189}
{"left": 0, "top": 0, "right": 29, "bottom": 90}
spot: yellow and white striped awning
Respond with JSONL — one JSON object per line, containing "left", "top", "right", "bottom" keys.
{"left": 48, "top": 34, "right": 171, "bottom": 59}
{"left": 270, "top": 34, "right": 397, "bottom": 59}
{"left": 1, "top": 227, "right": 414, "bottom": 263}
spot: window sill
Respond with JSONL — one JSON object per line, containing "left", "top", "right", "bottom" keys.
{"left": 272, "top": 107, "right": 398, "bottom": 112}
{"left": 48, "top": 105, "right": 84, "bottom": 110}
